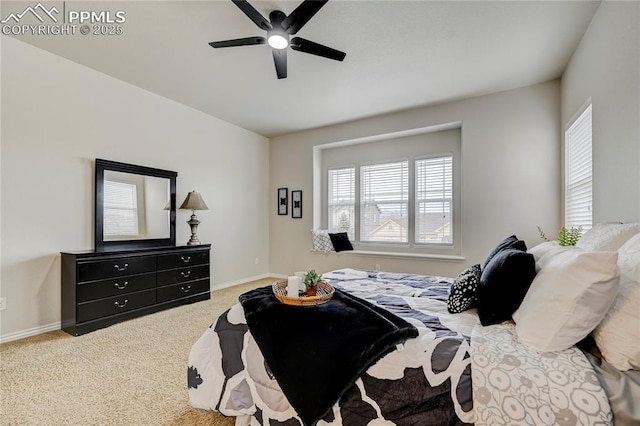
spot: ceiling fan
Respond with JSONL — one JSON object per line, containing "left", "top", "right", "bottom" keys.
{"left": 209, "top": 0, "right": 346, "bottom": 79}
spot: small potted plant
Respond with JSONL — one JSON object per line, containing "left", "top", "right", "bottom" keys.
{"left": 303, "top": 269, "right": 323, "bottom": 296}
{"left": 537, "top": 225, "right": 582, "bottom": 246}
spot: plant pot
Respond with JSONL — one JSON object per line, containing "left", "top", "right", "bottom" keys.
{"left": 306, "top": 286, "right": 317, "bottom": 297}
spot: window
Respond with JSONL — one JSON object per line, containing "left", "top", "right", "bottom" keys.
{"left": 328, "top": 167, "right": 355, "bottom": 239}
{"left": 565, "top": 103, "right": 592, "bottom": 230}
{"left": 416, "top": 156, "right": 453, "bottom": 244}
{"left": 321, "top": 127, "right": 460, "bottom": 256}
{"left": 360, "top": 161, "right": 409, "bottom": 243}
{"left": 327, "top": 156, "right": 454, "bottom": 248}
{"left": 103, "top": 180, "right": 139, "bottom": 236}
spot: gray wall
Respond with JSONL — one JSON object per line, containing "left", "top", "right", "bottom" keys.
{"left": 269, "top": 81, "right": 562, "bottom": 278}
{"left": 0, "top": 38, "right": 271, "bottom": 340}
{"left": 561, "top": 1, "right": 640, "bottom": 223}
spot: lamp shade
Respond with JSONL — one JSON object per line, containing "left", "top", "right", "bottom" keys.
{"left": 179, "top": 191, "right": 209, "bottom": 211}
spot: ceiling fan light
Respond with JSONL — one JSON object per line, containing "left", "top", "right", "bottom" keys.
{"left": 268, "top": 33, "right": 288, "bottom": 49}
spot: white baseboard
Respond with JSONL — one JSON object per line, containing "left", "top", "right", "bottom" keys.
{"left": 1, "top": 273, "right": 289, "bottom": 344}
{"left": 0, "top": 321, "right": 62, "bottom": 344}
{"left": 211, "top": 272, "right": 286, "bottom": 291}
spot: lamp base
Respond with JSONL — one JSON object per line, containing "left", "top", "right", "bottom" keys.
{"left": 186, "top": 237, "right": 201, "bottom": 246}
{"left": 186, "top": 214, "right": 202, "bottom": 246}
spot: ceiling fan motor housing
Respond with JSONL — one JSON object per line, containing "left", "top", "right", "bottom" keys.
{"left": 209, "top": 0, "right": 346, "bottom": 79}
{"left": 267, "top": 10, "right": 289, "bottom": 49}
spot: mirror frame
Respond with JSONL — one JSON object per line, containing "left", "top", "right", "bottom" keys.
{"left": 95, "top": 158, "right": 177, "bottom": 252}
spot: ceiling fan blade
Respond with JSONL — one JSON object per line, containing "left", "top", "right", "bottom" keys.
{"left": 209, "top": 36, "right": 266, "bottom": 48}
{"left": 282, "top": 0, "right": 328, "bottom": 34}
{"left": 231, "top": 0, "right": 272, "bottom": 31}
{"left": 290, "top": 37, "right": 346, "bottom": 61}
{"left": 272, "top": 48, "right": 287, "bottom": 79}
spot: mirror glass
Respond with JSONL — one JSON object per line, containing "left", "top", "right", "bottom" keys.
{"left": 95, "top": 159, "right": 177, "bottom": 252}
{"left": 103, "top": 170, "right": 170, "bottom": 241}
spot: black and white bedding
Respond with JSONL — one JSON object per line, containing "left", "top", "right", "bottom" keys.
{"left": 188, "top": 268, "right": 615, "bottom": 425}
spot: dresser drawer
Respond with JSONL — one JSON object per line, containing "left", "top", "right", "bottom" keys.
{"left": 62, "top": 245, "right": 211, "bottom": 336}
{"left": 78, "top": 256, "right": 156, "bottom": 282}
{"left": 77, "top": 272, "right": 156, "bottom": 303}
{"left": 77, "top": 289, "right": 156, "bottom": 323}
{"left": 157, "top": 265, "right": 209, "bottom": 287}
{"left": 157, "top": 250, "right": 209, "bottom": 270}
{"left": 157, "top": 279, "right": 210, "bottom": 303}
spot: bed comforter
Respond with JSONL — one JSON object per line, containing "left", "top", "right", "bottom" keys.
{"left": 188, "top": 268, "right": 613, "bottom": 425}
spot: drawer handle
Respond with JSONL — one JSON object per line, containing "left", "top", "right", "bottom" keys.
{"left": 114, "top": 281, "right": 128, "bottom": 290}
{"left": 180, "top": 271, "right": 191, "bottom": 278}
{"left": 181, "top": 285, "right": 191, "bottom": 293}
{"left": 114, "top": 299, "right": 129, "bottom": 308}
{"left": 113, "top": 263, "right": 129, "bottom": 272}
{"left": 180, "top": 256, "right": 191, "bottom": 263}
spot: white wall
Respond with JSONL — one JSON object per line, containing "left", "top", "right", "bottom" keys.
{"left": 561, "top": 1, "right": 640, "bottom": 223}
{"left": 269, "top": 81, "right": 561, "bottom": 279}
{"left": 0, "top": 37, "right": 270, "bottom": 340}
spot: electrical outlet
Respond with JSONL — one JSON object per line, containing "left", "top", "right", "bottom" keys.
{"left": 254, "top": 258, "right": 260, "bottom": 265}
{"left": 375, "top": 264, "right": 381, "bottom": 271}
{"left": 0, "top": 297, "right": 6, "bottom": 311}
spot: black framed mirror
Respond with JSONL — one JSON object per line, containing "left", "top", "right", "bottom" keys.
{"left": 95, "top": 159, "right": 177, "bottom": 252}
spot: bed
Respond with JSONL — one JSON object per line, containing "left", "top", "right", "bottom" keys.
{"left": 188, "top": 225, "right": 640, "bottom": 426}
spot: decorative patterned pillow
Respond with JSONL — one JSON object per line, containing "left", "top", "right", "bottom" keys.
{"left": 447, "top": 264, "right": 481, "bottom": 313}
{"left": 576, "top": 222, "right": 640, "bottom": 252}
{"left": 311, "top": 229, "right": 334, "bottom": 252}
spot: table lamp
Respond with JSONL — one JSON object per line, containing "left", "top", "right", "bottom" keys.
{"left": 179, "top": 191, "right": 209, "bottom": 245}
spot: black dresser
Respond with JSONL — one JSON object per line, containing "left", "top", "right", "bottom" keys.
{"left": 61, "top": 245, "right": 211, "bottom": 336}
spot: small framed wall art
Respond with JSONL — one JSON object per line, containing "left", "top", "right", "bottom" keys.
{"left": 278, "top": 188, "right": 288, "bottom": 215}
{"left": 292, "top": 190, "right": 302, "bottom": 218}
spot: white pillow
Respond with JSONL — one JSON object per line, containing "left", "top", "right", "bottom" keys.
{"left": 513, "top": 245, "right": 619, "bottom": 352}
{"left": 593, "top": 233, "right": 640, "bottom": 370}
{"left": 576, "top": 222, "right": 640, "bottom": 252}
{"left": 311, "top": 229, "right": 334, "bottom": 252}
{"left": 528, "top": 241, "right": 560, "bottom": 262}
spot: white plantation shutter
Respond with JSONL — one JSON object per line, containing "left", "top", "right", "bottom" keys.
{"left": 320, "top": 127, "right": 461, "bottom": 255}
{"left": 328, "top": 167, "right": 355, "bottom": 239}
{"left": 565, "top": 104, "right": 592, "bottom": 230}
{"left": 104, "top": 180, "right": 139, "bottom": 236}
{"left": 416, "top": 156, "right": 453, "bottom": 244}
{"left": 360, "top": 161, "right": 408, "bottom": 243}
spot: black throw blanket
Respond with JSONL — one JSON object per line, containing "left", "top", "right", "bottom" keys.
{"left": 239, "top": 286, "right": 418, "bottom": 426}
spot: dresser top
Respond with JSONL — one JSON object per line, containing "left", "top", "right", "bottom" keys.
{"left": 61, "top": 244, "right": 211, "bottom": 258}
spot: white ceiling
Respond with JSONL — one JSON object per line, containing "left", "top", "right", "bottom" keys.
{"left": 7, "top": 1, "right": 600, "bottom": 137}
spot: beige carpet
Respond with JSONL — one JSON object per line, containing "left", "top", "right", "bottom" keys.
{"left": 0, "top": 278, "right": 275, "bottom": 426}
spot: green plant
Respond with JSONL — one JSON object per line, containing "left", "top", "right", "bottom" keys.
{"left": 303, "top": 269, "right": 323, "bottom": 288}
{"left": 537, "top": 225, "right": 582, "bottom": 246}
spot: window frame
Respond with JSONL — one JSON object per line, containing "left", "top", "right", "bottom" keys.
{"left": 359, "top": 158, "right": 410, "bottom": 244}
{"left": 327, "top": 166, "right": 356, "bottom": 239}
{"left": 414, "top": 153, "right": 454, "bottom": 246}
{"left": 317, "top": 124, "right": 462, "bottom": 257}
{"left": 564, "top": 101, "right": 593, "bottom": 231}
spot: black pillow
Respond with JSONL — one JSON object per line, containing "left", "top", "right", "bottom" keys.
{"left": 447, "top": 264, "right": 481, "bottom": 313}
{"left": 477, "top": 248, "right": 537, "bottom": 326}
{"left": 328, "top": 232, "right": 354, "bottom": 252}
{"left": 483, "top": 235, "right": 527, "bottom": 269}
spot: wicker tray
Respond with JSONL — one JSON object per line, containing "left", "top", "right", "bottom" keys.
{"left": 272, "top": 280, "right": 335, "bottom": 306}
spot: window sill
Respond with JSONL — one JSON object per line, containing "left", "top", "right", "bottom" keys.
{"left": 310, "top": 249, "right": 465, "bottom": 262}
